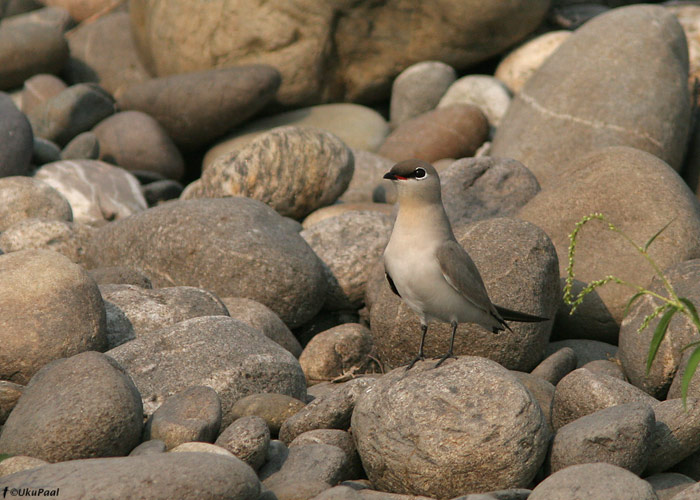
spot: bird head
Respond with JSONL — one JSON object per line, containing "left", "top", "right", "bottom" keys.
{"left": 383, "top": 159, "right": 442, "bottom": 204}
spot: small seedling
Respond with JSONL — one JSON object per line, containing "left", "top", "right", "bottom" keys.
{"left": 563, "top": 213, "right": 700, "bottom": 406}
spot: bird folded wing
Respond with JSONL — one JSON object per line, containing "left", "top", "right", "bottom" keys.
{"left": 436, "top": 240, "right": 494, "bottom": 313}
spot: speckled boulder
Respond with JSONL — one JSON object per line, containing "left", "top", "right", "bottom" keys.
{"left": 352, "top": 357, "right": 548, "bottom": 498}
{"left": 85, "top": 197, "right": 327, "bottom": 328}
{"left": 191, "top": 126, "right": 354, "bottom": 220}
{"left": 0, "top": 218, "right": 93, "bottom": 264}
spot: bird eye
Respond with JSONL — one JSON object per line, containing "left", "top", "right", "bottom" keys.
{"left": 414, "top": 168, "right": 426, "bottom": 179}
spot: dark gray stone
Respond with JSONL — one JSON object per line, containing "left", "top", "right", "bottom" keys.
{"left": 99, "top": 284, "right": 230, "bottom": 348}
{"left": 215, "top": 416, "right": 270, "bottom": 471}
{"left": 85, "top": 197, "right": 327, "bottom": 328}
{"left": 552, "top": 368, "right": 657, "bottom": 430}
{"left": 117, "top": 66, "right": 281, "bottom": 151}
{"left": 0, "top": 93, "right": 33, "bottom": 177}
{"left": 546, "top": 339, "right": 617, "bottom": 368}
{"left": 549, "top": 402, "right": 655, "bottom": 474}
{"left": 646, "top": 398, "right": 700, "bottom": 475}
{"left": 0, "top": 453, "right": 260, "bottom": 500}
{"left": 28, "top": 83, "right": 116, "bottom": 146}
{"left": 0, "top": 351, "right": 142, "bottom": 462}
{"left": 528, "top": 463, "right": 657, "bottom": 500}
{"left": 144, "top": 386, "right": 222, "bottom": 450}
{"left": 107, "top": 316, "right": 307, "bottom": 427}
{"left": 531, "top": 347, "right": 577, "bottom": 386}
{"left": 390, "top": 61, "right": 456, "bottom": 125}
{"left": 279, "top": 378, "right": 375, "bottom": 444}
{"left": 262, "top": 444, "right": 351, "bottom": 494}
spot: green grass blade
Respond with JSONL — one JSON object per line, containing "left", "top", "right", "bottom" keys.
{"left": 682, "top": 340, "right": 700, "bottom": 353}
{"left": 646, "top": 307, "right": 677, "bottom": 374}
{"left": 644, "top": 218, "right": 675, "bottom": 251}
{"left": 679, "top": 297, "right": 700, "bottom": 326}
{"left": 623, "top": 291, "right": 646, "bottom": 317}
{"left": 682, "top": 346, "right": 700, "bottom": 407}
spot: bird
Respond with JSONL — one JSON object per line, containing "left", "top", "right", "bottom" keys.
{"left": 382, "top": 158, "right": 549, "bottom": 369}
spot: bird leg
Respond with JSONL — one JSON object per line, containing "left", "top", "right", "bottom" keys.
{"left": 435, "top": 320, "right": 458, "bottom": 367}
{"left": 406, "top": 323, "right": 428, "bottom": 370}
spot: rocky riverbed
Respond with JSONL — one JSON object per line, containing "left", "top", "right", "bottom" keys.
{"left": 2, "top": 1, "right": 700, "bottom": 499}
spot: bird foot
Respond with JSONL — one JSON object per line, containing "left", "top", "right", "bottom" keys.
{"left": 434, "top": 351, "right": 455, "bottom": 368}
{"left": 405, "top": 354, "right": 426, "bottom": 370}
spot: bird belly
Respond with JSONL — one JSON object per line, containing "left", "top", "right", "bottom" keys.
{"left": 386, "top": 253, "right": 486, "bottom": 325}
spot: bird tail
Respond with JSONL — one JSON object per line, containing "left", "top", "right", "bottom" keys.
{"left": 494, "top": 305, "right": 549, "bottom": 323}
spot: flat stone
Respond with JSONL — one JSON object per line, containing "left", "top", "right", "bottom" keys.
{"left": 128, "top": 439, "right": 166, "bottom": 457}
{"left": 645, "top": 473, "right": 695, "bottom": 500}
{"left": 100, "top": 283, "right": 230, "bottom": 348}
{"left": 145, "top": 386, "right": 222, "bottom": 450}
{"left": 169, "top": 442, "right": 233, "bottom": 456}
{"left": 0, "top": 453, "right": 260, "bottom": 499}
{"left": 61, "top": 131, "right": 100, "bottom": 160}
{"left": 93, "top": 110, "right": 185, "bottom": 181}
{"left": 0, "top": 351, "right": 142, "bottom": 462}
{"left": 0, "top": 249, "right": 106, "bottom": 384}
{"left": 88, "top": 265, "right": 152, "bottom": 288}
{"left": 378, "top": 104, "right": 489, "bottom": 163}
{"left": 492, "top": 6, "right": 691, "bottom": 185}
{"left": 117, "top": 66, "right": 281, "bottom": 151}
{"left": 546, "top": 340, "right": 617, "bottom": 368}
{"left": 107, "top": 316, "right": 307, "bottom": 427}
{"left": 437, "top": 75, "right": 512, "bottom": 130}
{"left": 262, "top": 444, "right": 351, "bottom": 493}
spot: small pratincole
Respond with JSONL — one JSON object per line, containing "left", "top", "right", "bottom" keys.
{"left": 382, "top": 159, "right": 549, "bottom": 369}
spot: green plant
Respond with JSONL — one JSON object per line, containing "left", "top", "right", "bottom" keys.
{"left": 0, "top": 454, "right": 11, "bottom": 463}
{"left": 563, "top": 213, "right": 700, "bottom": 406}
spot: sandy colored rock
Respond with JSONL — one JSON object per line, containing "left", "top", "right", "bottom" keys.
{"left": 0, "top": 176, "right": 72, "bottom": 231}
{"left": 0, "top": 250, "right": 106, "bottom": 384}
